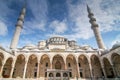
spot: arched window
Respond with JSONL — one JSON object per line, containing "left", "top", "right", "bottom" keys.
{"left": 35, "top": 63, "right": 38, "bottom": 67}
{"left": 49, "top": 73, "right": 53, "bottom": 77}
{"left": 68, "top": 63, "right": 71, "bottom": 67}
{"left": 55, "top": 61, "right": 61, "bottom": 69}
{"left": 79, "top": 63, "right": 81, "bottom": 67}
{"left": 46, "top": 62, "right": 48, "bottom": 67}
{"left": 63, "top": 73, "right": 68, "bottom": 77}
{"left": 56, "top": 73, "right": 61, "bottom": 77}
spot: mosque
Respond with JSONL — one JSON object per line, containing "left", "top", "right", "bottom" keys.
{"left": 0, "top": 4, "right": 120, "bottom": 80}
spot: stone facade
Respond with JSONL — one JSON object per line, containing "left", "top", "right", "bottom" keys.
{"left": 0, "top": 37, "right": 120, "bottom": 80}
{"left": 0, "top": 5, "right": 120, "bottom": 80}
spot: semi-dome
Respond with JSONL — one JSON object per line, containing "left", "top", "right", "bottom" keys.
{"left": 112, "top": 42, "right": 120, "bottom": 49}
{"left": 26, "top": 44, "right": 36, "bottom": 47}
{"left": 23, "top": 44, "right": 36, "bottom": 49}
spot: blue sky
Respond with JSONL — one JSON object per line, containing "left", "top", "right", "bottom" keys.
{"left": 0, "top": 0, "right": 120, "bottom": 49}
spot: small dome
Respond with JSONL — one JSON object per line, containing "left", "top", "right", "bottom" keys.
{"left": 112, "top": 42, "right": 120, "bottom": 49}
{"left": 23, "top": 44, "right": 36, "bottom": 49}
{"left": 22, "top": 48, "right": 29, "bottom": 51}
{"left": 31, "top": 48, "right": 40, "bottom": 51}
{"left": 26, "top": 44, "right": 36, "bottom": 47}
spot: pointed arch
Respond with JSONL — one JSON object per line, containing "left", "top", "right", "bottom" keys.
{"left": 66, "top": 54, "right": 77, "bottom": 78}
{"left": 111, "top": 53, "right": 120, "bottom": 77}
{"left": 90, "top": 55, "right": 103, "bottom": 78}
{"left": 26, "top": 54, "right": 38, "bottom": 78}
{"left": 13, "top": 54, "right": 25, "bottom": 78}
{"left": 0, "top": 52, "right": 4, "bottom": 72}
{"left": 78, "top": 54, "right": 90, "bottom": 78}
{"left": 2, "top": 57, "right": 13, "bottom": 78}
{"left": 52, "top": 54, "right": 65, "bottom": 63}
{"left": 52, "top": 54, "right": 65, "bottom": 70}
{"left": 103, "top": 57, "right": 115, "bottom": 78}
{"left": 39, "top": 54, "right": 50, "bottom": 77}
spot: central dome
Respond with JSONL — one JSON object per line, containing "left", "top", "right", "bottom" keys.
{"left": 48, "top": 36, "right": 68, "bottom": 44}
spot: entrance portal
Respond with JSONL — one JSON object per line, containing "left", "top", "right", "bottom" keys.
{"left": 55, "top": 60, "right": 61, "bottom": 69}
{"left": 46, "top": 69, "right": 69, "bottom": 80}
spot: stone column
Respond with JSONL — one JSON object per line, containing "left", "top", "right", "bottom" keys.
{"left": 61, "top": 71, "right": 63, "bottom": 80}
{"left": 100, "top": 60, "right": 107, "bottom": 78}
{"left": 23, "top": 58, "right": 28, "bottom": 78}
{"left": 0, "top": 64, "right": 4, "bottom": 78}
{"left": 76, "top": 60, "right": 80, "bottom": 78}
{"left": 50, "top": 58, "right": 52, "bottom": 69}
{"left": 109, "top": 59, "right": 117, "bottom": 77}
{"left": 50, "top": 63, "right": 52, "bottom": 69}
{"left": 37, "top": 62, "right": 40, "bottom": 78}
{"left": 65, "top": 60, "right": 67, "bottom": 70}
{"left": 54, "top": 71, "right": 56, "bottom": 80}
{"left": 65, "top": 64, "right": 67, "bottom": 70}
{"left": 37, "top": 57, "right": 40, "bottom": 78}
{"left": 10, "top": 59, "right": 16, "bottom": 78}
{"left": 89, "top": 61, "right": 93, "bottom": 79}
{"left": 111, "top": 64, "right": 117, "bottom": 77}
{"left": 47, "top": 71, "right": 49, "bottom": 80}
{"left": 0, "top": 59, "right": 7, "bottom": 78}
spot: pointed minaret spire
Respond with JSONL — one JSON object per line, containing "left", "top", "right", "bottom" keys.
{"left": 87, "top": 5, "right": 105, "bottom": 49}
{"left": 87, "top": 5, "right": 92, "bottom": 14}
{"left": 10, "top": 4, "right": 26, "bottom": 49}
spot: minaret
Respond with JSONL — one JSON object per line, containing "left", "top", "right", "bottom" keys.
{"left": 87, "top": 5, "right": 105, "bottom": 49}
{"left": 10, "top": 5, "right": 26, "bottom": 49}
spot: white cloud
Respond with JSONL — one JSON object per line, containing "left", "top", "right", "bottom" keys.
{"left": 22, "top": 0, "right": 48, "bottom": 34}
{"left": 49, "top": 20, "right": 67, "bottom": 33}
{"left": 65, "top": 0, "right": 120, "bottom": 40}
{"left": 0, "top": 21, "right": 8, "bottom": 36}
{"left": 111, "top": 34, "right": 120, "bottom": 46}
{"left": 65, "top": 0, "right": 93, "bottom": 40}
{"left": 86, "top": 0, "right": 120, "bottom": 32}
{"left": 22, "top": 21, "right": 46, "bottom": 34}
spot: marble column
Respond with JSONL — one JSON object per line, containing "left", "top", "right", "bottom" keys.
{"left": 61, "top": 71, "right": 63, "bottom": 80}
{"left": 100, "top": 61, "right": 107, "bottom": 78}
{"left": 23, "top": 59, "right": 28, "bottom": 78}
{"left": 54, "top": 71, "right": 56, "bottom": 80}
{"left": 10, "top": 59, "right": 16, "bottom": 78}
{"left": 50, "top": 58, "right": 52, "bottom": 69}
{"left": 37, "top": 62, "right": 40, "bottom": 78}
{"left": 109, "top": 59, "right": 117, "bottom": 77}
{"left": 0, "top": 64, "right": 4, "bottom": 78}
{"left": 89, "top": 61, "right": 93, "bottom": 79}
{"left": 65, "top": 61, "right": 67, "bottom": 70}
{"left": 65, "top": 64, "right": 67, "bottom": 70}
{"left": 76, "top": 60, "right": 80, "bottom": 78}
{"left": 111, "top": 64, "right": 117, "bottom": 77}
{"left": 0, "top": 59, "right": 7, "bottom": 78}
